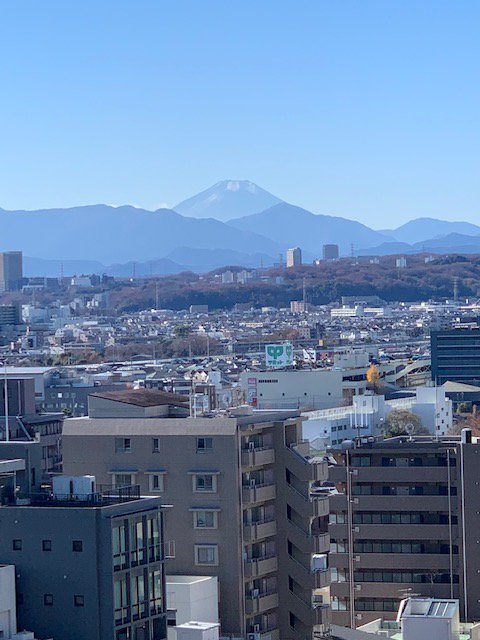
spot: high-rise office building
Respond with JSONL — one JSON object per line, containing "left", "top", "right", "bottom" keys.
{"left": 286, "top": 247, "right": 302, "bottom": 268}
{"left": 431, "top": 327, "right": 480, "bottom": 385}
{"left": 0, "top": 251, "right": 23, "bottom": 292}
{"left": 328, "top": 433, "right": 480, "bottom": 628}
{"left": 62, "top": 389, "right": 332, "bottom": 640}
{"left": 322, "top": 245, "right": 339, "bottom": 261}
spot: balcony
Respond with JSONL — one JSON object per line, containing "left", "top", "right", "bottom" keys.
{"left": 288, "top": 589, "right": 330, "bottom": 627}
{"left": 245, "top": 590, "right": 279, "bottom": 615}
{"left": 285, "top": 482, "right": 329, "bottom": 519}
{"left": 286, "top": 519, "right": 329, "bottom": 554}
{"left": 244, "top": 519, "right": 277, "bottom": 541}
{"left": 244, "top": 555, "right": 278, "bottom": 578}
{"left": 286, "top": 443, "right": 328, "bottom": 482}
{"left": 241, "top": 447, "right": 275, "bottom": 468}
{"left": 350, "top": 466, "right": 455, "bottom": 483}
{"left": 288, "top": 554, "right": 330, "bottom": 590}
{"left": 242, "top": 483, "right": 276, "bottom": 505}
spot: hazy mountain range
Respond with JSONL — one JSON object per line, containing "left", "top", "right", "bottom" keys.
{"left": 2, "top": 180, "right": 479, "bottom": 277}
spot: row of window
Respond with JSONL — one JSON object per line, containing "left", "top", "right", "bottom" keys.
{"left": 115, "top": 437, "right": 213, "bottom": 454}
{"left": 330, "top": 512, "right": 457, "bottom": 525}
{"left": 42, "top": 594, "right": 84, "bottom": 607}
{"left": 351, "top": 456, "right": 456, "bottom": 467}
{"left": 332, "top": 598, "right": 398, "bottom": 612}
{"left": 13, "top": 539, "right": 82, "bottom": 552}
{"left": 113, "top": 472, "right": 219, "bottom": 494}
{"left": 353, "top": 571, "right": 459, "bottom": 584}
{"left": 354, "top": 540, "right": 457, "bottom": 554}
{"left": 331, "top": 539, "right": 458, "bottom": 554}
{"left": 352, "top": 484, "right": 456, "bottom": 496}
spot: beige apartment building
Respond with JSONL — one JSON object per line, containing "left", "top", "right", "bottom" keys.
{"left": 63, "top": 389, "right": 332, "bottom": 640}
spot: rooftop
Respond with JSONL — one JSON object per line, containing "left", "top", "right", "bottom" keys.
{"left": 89, "top": 388, "right": 189, "bottom": 407}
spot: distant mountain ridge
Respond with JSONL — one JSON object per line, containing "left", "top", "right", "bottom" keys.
{"left": 228, "top": 202, "right": 392, "bottom": 255}
{"left": 2, "top": 181, "right": 480, "bottom": 276}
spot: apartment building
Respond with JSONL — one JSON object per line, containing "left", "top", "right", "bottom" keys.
{"left": 0, "top": 251, "right": 23, "bottom": 292}
{"left": 0, "top": 466, "right": 167, "bottom": 640}
{"left": 328, "top": 433, "right": 480, "bottom": 628}
{"left": 0, "top": 376, "right": 64, "bottom": 479}
{"left": 287, "top": 247, "right": 302, "bottom": 268}
{"left": 62, "top": 389, "right": 332, "bottom": 640}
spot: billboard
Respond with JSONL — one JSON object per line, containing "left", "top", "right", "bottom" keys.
{"left": 265, "top": 342, "right": 294, "bottom": 368}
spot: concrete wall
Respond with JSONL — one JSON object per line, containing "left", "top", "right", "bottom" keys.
{"left": 240, "top": 369, "right": 343, "bottom": 410}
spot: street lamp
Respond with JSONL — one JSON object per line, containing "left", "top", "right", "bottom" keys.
{"left": 0, "top": 360, "right": 9, "bottom": 442}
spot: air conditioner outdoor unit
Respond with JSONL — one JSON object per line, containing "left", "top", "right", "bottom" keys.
{"left": 354, "top": 584, "right": 362, "bottom": 591}
{"left": 253, "top": 625, "right": 260, "bottom": 633}
{"left": 354, "top": 555, "right": 361, "bottom": 562}
{"left": 355, "top": 614, "right": 363, "bottom": 620}
{"left": 353, "top": 526, "right": 360, "bottom": 533}
{"left": 247, "top": 634, "right": 261, "bottom": 640}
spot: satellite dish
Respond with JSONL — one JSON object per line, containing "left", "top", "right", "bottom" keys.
{"left": 405, "top": 422, "right": 415, "bottom": 436}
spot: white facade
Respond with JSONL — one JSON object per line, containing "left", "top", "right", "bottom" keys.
{"left": 240, "top": 369, "right": 344, "bottom": 410}
{"left": 166, "top": 575, "right": 219, "bottom": 640}
{"left": 331, "top": 306, "right": 364, "bottom": 318}
{"left": 0, "top": 565, "right": 16, "bottom": 639}
{"left": 286, "top": 247, "right": 302, "bottom": 267}
{"left": 303, "top": 386, "right": 453, "bottom": 447}
{"left": 175, "top": 622, "right": 220, "bottom": 640}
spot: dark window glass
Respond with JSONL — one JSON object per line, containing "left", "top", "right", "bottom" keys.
{"left": 72, "top": 540, "right": 83, "bottom": 552}
{"left": 42, "top": 540, "right": 52, "bottom": 551}
{"left": 74, "top": 595, "right": 85, "bottom": 607}
{"left": 13, "top": 539, "right": 22, "bottom": 551}
{"left": 44, "top": 594, "right": 53, "bottom": 606}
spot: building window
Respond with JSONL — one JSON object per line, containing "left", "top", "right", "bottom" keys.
{"left": 44, "top": 594, "right": 54, "bottom": 606}
{"left": 13, "top": 539, "right": 22, "bottom": 551}
{"left": 113, "top": 473, "right": 134, "bottom": 488}
{"left": 115, "top": 438, "right": 132, "bottom": 453}
{"left": 72, "top": 540, "right": 83, "bottom": 552}
{"left": 193, "top": 510, "right": 218, "bottom": 529}
{"left": 195, "top": 544, "right": 218, "bottom": 566}
{"left": 42, "top": 539, "right": 52, "bottom": 551}
{"left": 152, "top": 438, "right": 160, "bottom": 453}
{"left": 196, "top": 437, "right": 213, "bottom": 452}
{"left": 148, "top": 474, "right": 164, "bottom": 493}
{"left": 193, "top": 474, "right": 216, "bottom": 492}
{"left": 74, "top": 595, "right": 85, "bottom": 607}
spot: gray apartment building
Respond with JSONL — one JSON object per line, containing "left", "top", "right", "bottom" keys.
{"left": 0, "top": 459, "right": 167, "bottom": 640}
{"left": 328, "top": 433, "right": 480, "bottom": 629}
{"left": 0, "top": 251, "right": 23, "bottom": 291}
{"left": 63, "top": 389, "right": 332, "bottom": 640}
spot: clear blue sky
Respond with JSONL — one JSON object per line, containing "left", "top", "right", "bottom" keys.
{"left": 1, "top": 0, "right": 479, "bottom": 228}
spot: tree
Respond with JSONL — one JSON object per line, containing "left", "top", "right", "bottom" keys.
{"left": 366, "top": 363, "right": 383, "bottom": 393}
{"left": 383, "top": 409, "right": 430, "bottom": 438}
